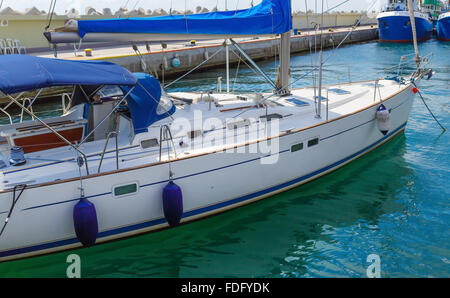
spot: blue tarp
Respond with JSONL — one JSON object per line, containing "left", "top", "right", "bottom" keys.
{"left": 121, "top": 73, "right": 175, "bottom": 134}
{"left": 0, "top": 55, "right": 137, "bottom": 94}
{"left": 78, "top": 0, "right": 292, "bottom": 38}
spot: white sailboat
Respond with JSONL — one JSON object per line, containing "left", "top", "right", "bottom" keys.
{"left": 0, "top": 0, "right": 433, "bottom": 262}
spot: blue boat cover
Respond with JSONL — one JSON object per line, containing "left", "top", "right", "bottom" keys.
{"left": 77, "top": 0, "right": 292, "bottom": 38}
{"left": 121, "top": 73, "right": 176, "bottom": 134}
{"left": 0, "top": 55, "right": 137, "bottom": 94}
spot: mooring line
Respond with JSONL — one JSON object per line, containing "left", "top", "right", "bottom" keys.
{"left": 0, "top": 184, "right": 27, "bottom": 238}
{"left": 412, "top": 82, "right": 446, "bottom": 133}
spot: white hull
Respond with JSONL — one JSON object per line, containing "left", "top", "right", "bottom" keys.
{"left": 0, "top": 82, "right": 416, "bottom": 262}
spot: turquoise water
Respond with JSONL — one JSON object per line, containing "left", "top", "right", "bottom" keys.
{"left": 0, "top": 40, "right": 449, "bottom": 277}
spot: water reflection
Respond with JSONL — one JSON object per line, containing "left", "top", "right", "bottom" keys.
{"left": 0, "top": 132, "right": 413, "bottom": 277}
{"left": 1, "top": 41, "right": 448, "bottom": 278}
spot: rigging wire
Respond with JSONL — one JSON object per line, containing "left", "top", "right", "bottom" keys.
{"left": 123, "top": 0, "right": 131, "bottom": 9}
{"left": 132, "top": 0, "right": 141, "bottom": 11}
{"left": 229, "top": 48, "right": 265, "bottom": 81}
{"left": 232, "top": 53, "right": 242, "bottom": 92}
{"left": 305, "top": 0, "right": 309, "bottom": 24}
{"left": 235, "top": 0, "right": 379, "bottom": 114}
{"left": 0, "top": 0, "right": 4, "bottom": 11}
{"left": 118, "top": 0, "right": 131, "bottom": 17}
{"left": 0, "top": 184, "right": 27, "bottom": 239}
{"left": 45, "top": 0, "right": 57, "bottom": 31}
{"left": 412, "top": 81, "right": 446, "bottom": 132}
{"left": 322, "top": 0, "right": 351, "bottom": 14}
{"left": 165, "top": 46, "right": 225, "bottom": 88}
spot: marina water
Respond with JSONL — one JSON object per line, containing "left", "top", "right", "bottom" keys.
{"left": 0, "top": 39, "right": 448, "bottom": 277}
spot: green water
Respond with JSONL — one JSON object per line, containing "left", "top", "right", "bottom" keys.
{"left": 0, "top": 40, "right": 449, "bottom": 277}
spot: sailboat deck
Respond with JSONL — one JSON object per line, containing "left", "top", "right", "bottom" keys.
{"left": 0, "top": 79, "right": 407, "bottom": 191}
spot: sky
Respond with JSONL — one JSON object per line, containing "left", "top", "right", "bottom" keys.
{"left": 0, "top": 0, "right": 383, "bottom": 14}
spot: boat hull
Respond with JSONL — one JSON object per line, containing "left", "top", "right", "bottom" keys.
{"left": 377, "top": 11, "right": 433, "bottom": 43}
{"left": 437, "top": 13, "right": 450, "bottom": 41}
{"left": 0, "top": 84, "right": 416, "bottom": 262}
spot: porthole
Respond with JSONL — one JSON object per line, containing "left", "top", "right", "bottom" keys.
{"left": 291, "top": 142, "right": 304, "bottom": 152}
{"left": 113, "top": 182, "right": 139, "bottom": 198}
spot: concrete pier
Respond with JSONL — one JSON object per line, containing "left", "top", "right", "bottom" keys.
{"left": 37, "top": 25, "right": 378, "bottom": 79}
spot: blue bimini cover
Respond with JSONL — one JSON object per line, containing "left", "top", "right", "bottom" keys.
{"left": 0, "top": 55, "right": 137, "bottom": 95}
{"left": 122, "top": 73, "right": 176, "bottom": 134}
{"left": 77, "top": 0, "right": 292, "bottom": 38}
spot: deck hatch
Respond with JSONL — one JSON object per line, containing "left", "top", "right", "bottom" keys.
{"left": 286, "top": 98, "right": 309, "bottom": 107}
{"left": 328, "top": 88, "right": 351, "bottom": 95}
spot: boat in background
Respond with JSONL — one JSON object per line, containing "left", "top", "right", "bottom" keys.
{"left": 421, "top": 0, "right": 445, "bottom": 26}
{"left": 377, "top": 0, "right": 433, "bottom": 42}
{"left": 437, "top": 1, "right": 450, "bottom": 40}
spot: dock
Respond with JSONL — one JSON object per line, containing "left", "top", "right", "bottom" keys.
{"left": 36, "top": 25, "right": 378, "bottom": 79}
{"left": 0, "top": 25, "right": 378, "bottom": 105}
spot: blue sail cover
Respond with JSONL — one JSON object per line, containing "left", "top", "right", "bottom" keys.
{"left": 77, "top": 0, "right": 292, "bottom": 38}
{"left": 0, "top": 55, "right": 137, "bottom": 94}
{"left": 121, "top": 73, "right": 176, "bottom": 134}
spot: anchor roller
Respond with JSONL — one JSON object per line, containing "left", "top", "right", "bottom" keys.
{"left": 73, "top": 197, "right": 98, "bottom": 247}
{"left": 376, "top": 104, "right": 390, "bottom": 136}
{"left": 162, "top": 181, "right": 183, "bottom": 227}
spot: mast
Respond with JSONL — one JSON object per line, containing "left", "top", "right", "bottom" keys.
{"left": 225, "top": 40, "right": 230, "bottom": 93}
{"left": 276, "top": 0, "right": 292, "bottom": 95}
{"left": 407, "top": 0, "right": 421, "bottom": 68}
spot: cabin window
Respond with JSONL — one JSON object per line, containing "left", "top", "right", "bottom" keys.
{"left": 291, "top": 142, "right": 304, "bottom": 152}
{"left": 308, "top": 138, "right": 319, "bottom": 147}
{"left": 188, "top": 130, "right": 202, "bottom": 139}
{"left": 157, "top": 90, "right": 174, "bottom": 116}
{"left": 141, "top": 138, "right": 159, "bottom": 149}
{"left": 113, "top": 183, "right": 138, "bottom": 197}
{"left": 98, "top": 85, "right": 123, "bottom": 98}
